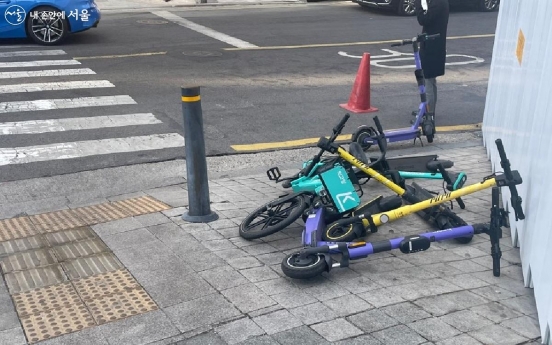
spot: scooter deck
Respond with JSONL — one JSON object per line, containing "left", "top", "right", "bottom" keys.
{"left": 369, "top": 154, "right": 453, "bottom": 173}
{"left": 404, "top": 182, "right": 467, "bottom": 229}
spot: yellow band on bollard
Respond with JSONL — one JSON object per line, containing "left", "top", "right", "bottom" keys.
{"left": 182, "top": 95, "right": 201, "bottom": 102}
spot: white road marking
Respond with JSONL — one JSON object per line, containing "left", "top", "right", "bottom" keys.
{"left": 151, "top": 11, "right": 258, "bottom": 49}
{"left": 338, "top": 49, "right": 485, "bottom": 68}
{"left": 0, "top": 50, "right": 66, "bottom": 58}
{"left": 0, "top": 96, "right": 137, "bottom": 114}
{"left": 0, "top": 80, "right": 115, "bottom": 94}
{"left": 0, "top": 68, "right": 96, "bottom": 79}
{"left": 370, "top": 55, "right": 485, "bottom": 69}
{"left": 0, "top": 113, "right": 162, "bottom": 135}
{"left": 0, "top": 60, "right": 81, "bottom": 68}
{"left": 0, "top": 133, "right": 184, "bottom": 166}
{"left": 338, "top": 49, "right": 406, "bottom": 59}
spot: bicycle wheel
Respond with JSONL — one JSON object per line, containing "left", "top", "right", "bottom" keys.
{"left": 239, "top": 194, "right": 308, "bottom": 240}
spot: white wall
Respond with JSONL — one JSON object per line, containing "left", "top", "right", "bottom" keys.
{"left": 482, "top": 1, "right": 552, "bottom": 343}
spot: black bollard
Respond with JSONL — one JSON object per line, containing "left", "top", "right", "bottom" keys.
{"left": 181, "top": 86, "right": 219, "bottom": 223}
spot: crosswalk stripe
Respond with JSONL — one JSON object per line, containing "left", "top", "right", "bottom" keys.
{"left": 0, "top": 133, "right": 184, "bottom": 166}
{"left": 0, "top": 68, "right": 96, "bottom": 79}
{"left": 0, "top": 60, "right": 81, "bottom": 68}
{"left": 0, "top": 80, "right": 115, "bottom": 94}
{"left": 0, "top": 114, "right": 163, "bottom": 135}
{"left": 0, "top": 95, "right": 137, "bottom": 114}
{"left": 0, "top": 50, "right": 66, "bottom": 58}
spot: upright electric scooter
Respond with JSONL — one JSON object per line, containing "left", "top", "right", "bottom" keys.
{"left": 351, "top": 33, "right": 439, "bottom": 149}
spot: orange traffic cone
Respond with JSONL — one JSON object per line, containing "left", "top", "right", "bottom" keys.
{"left": 340, "top": 53, "right": 378, "bottom": 113}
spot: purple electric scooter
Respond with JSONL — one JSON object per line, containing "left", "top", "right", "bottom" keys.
{"left": 351, "top": 33, "right": 440, "bottom": 150}
{"left": 281, "top": 140, "right": 525, "bottom": 280}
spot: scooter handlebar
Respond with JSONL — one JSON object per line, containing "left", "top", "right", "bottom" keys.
{"left": 333, "top": 113, "right": 350, "bottom": 137}
{"left": 373, "top": 116, "right": 384, "bottom": 135}
{"left": 495, "top": 139, "right": 513, "bottom": 180}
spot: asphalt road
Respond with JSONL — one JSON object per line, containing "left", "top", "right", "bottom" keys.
{"left": 0, "top": 1, "right": 497, "bottom": 181}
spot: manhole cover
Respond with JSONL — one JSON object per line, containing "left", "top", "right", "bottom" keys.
{"left": 137, "top": 20, "right": 168, "bottom": 24}
{"left": 182, "top": 51, "right": 223, "bottom": 57}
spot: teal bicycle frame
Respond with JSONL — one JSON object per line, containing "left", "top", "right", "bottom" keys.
{"left": 290, "top": 160, "right": 467, "bottom": 194}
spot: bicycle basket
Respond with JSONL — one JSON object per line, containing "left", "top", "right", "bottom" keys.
{"left": 318, "top": 164, "right": 361, "bottom": 214}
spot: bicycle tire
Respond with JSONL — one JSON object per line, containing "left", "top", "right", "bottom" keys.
{"left": 239, "top": 194, "right": 307, "bottom": 240}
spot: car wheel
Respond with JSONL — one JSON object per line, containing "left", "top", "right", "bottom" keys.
{"left": 478, "top": 0, "right": 499, "bottom": 12}
{"left": 396, "top": 0, "right": 417, "bottom": 16}
{"left": 26, "top": 6, "right": 69, "bottom": 46}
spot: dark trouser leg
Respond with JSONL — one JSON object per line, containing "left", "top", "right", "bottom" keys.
{"left": 425, "top": 77, "right": 437, "bottom": 133}
{"left": 426, "top": 77, "right": 437, "bottom": 115}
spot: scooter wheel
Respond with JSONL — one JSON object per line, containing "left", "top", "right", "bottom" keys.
{"left": 239, "top": 194, "right": 307, "bottom": 240}
{"left": 281, "top": 252, "right": 328, "bottom": 279}
{"left": 351, "top": 126, "right": 378, "bottom": 150}
{"left": 322, "top": 221, "right": 365, "bottom": 242}
{"left": 426, "top": 134, "right": 434, "bottom": 143}
{"left": 422, "top": 118, "right": 434, "bottom": 143}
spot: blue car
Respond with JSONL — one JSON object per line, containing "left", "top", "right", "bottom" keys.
{"left": 0, "top": 0, "right": 100, "bottom": 45}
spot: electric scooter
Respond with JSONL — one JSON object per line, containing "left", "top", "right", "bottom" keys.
{"left": 351, "top": 33, "right": 439, "bottom": 149}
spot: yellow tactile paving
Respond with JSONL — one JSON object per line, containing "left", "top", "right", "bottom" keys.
{"left": 52, "top": 238, "right": 110, "bottom": 261}
{"left": 0, "top": 248, "right": 58, "bottom": 273}
{"left": 70, "top": 203, "right": 131, "bottom": 225}
{"left": 0, "top": 235, "right": 48, "bottom": 258}
{"left": 0, "top": 196, "right": 170, "bottom": 240}
{"left": 111, "top": 196, "right": 171, "bottom": 216}
{"left": 29, "top": 210, "right": 87, "bottom": 233}
{"left": 44, "top": 227, "right": 97, "bottom": 246}
{"left": 73, "top": 269, "right": 140, "bottom": 301}
{"left": 12, "top": 282, "right": 82, "bottom": 318}
{"left": 85, "top": 286, "right": 158, "bottom": 325}
{"left": 0, "top": 194, "right": 170, "bottom": 343}
{"left": 0, "top": 217, "right": 39, "bottom": 242}
{"left": 20, "top": 302, "right": 96, "bottom": 344}
{"left": 5, "top": 264, "right": 68, "bottom": 294}
{"left": 61, "top": 253, "right": 124, "bottom": 280}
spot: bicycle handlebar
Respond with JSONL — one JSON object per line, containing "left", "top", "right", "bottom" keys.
{"left": 303, "top": 114, "right": 351, "bottom": 176}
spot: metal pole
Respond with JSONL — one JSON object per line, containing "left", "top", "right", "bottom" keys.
{"left": 181, "top": 86, "right": 218, "bottom": 223}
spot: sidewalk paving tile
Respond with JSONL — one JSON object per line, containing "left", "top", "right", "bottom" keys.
{"left": 310, "top": 318, "right": 363, "bottom": 342}
{"left": 0, "top": 327, "right": 27, "bottom": 345}
{"left": 214, "top": 317, "right": 265, "bottom": 345}
{"left": 468, "top": 323, "right": 529, "bottom": 344}
{"left": 164, "top": 294, "right": 241, "bottom": 333}
{"left": 252, "top": 309, "right": 303, "bottom": 335}
{"left": 272, "top": 325, "right": 329, "bottom": 345}
{"left": 438, "top": 309, "right": 494, "bottom": 332}
{"left": 221, "top": 283, "right": 277, "bottom": 313}
{"left": 500, "top": 315, "right": 542, "bottom": 339}
{"left": 371, "top": 324, "right": 428, "bottom": 345}
{"left": 436, "top": 334, "right": 483, "bottom": 345}
{"left": 407, "top": 317, "right": 462, "bottom": 342}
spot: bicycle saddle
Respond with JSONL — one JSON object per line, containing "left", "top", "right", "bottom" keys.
{"left": 348, "top": 142, "right": 369, "bottom": 165}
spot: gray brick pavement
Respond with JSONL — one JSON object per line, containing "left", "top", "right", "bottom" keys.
{"left": 16, "top": 145, "right": 544, "bottom": 345}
